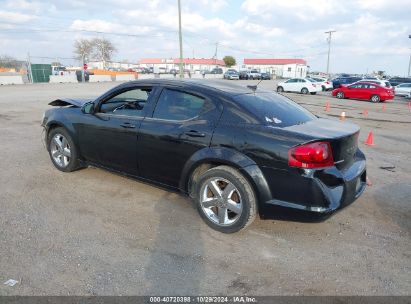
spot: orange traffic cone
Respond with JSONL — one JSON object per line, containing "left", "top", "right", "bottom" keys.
{"left": 363, "top": 109, "right": 368, "bottom": 117}
{"left": 365, "top": 131, "right": 374, "bottom": 146}
{"left": 340, "top": 111, "right": 346, "bottom": 121}
{"left": 325, "top": 102, "right": 331, "bottom": 112}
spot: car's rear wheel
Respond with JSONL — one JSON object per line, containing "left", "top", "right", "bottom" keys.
{"left": 336, "top": 91, "right": 345, "bottom": 99}
{"left": 301, "top": 88, "right": 309, "bottom": 94}
{"left": 194, "top": 165, "right": 257, "bottom": 233}
{"left": 370, "top": 95, "right": 381, "bottom": 103}
{"left": 277, "top": 86, "right": 284, "bottom": 92}
{"left": 322, "top": 85, "right": 326, "bottom": 91}
{"left": 48, "top": 127, "right": 81, "bottom": 172}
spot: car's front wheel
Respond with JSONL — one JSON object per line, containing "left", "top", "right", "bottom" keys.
{"left": 277, "top": 86, "right": 284, "bottom": 92}
{"left": 195, "top": 165, "right": 257, "bottom": 233}
{"left": 48, "top": 127, "right": 81, "bottom": 172}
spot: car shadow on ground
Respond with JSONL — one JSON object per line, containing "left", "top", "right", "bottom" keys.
{"left": 144, "top": 192, "right": 204, "bottom": 295}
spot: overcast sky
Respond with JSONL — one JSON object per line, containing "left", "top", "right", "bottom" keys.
{"left": 0, "top": 0, "right": 410, "bottom": 75}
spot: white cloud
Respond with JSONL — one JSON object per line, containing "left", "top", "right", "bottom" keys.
{"left": 0, "top": 10, "right": 38, "bottom": 23}
{"left": 241, "top": 0, "right": 340, "bottom": 20}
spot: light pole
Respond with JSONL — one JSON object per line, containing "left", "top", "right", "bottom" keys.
{"left": 178, "top": 0, "right": 184, "bottom": 78}
{"left": 325, "top": 30, "right": 336, "bottom": 76}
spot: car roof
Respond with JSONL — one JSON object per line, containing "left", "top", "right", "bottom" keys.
{"left": 119, "top": 78, "right": 267, "bottom": 95}
{"left": 353, "top": 81, "right": 383, "bottom": 87}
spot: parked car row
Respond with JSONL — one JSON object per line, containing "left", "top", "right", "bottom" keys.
{"left": 224, "top": 69, "right": 273, "bottom": 80}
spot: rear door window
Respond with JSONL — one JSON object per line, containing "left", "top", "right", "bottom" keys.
{"left": 233, "top": 92, "right": 316, "bottom": 127}
{"left": 152, "top": 89, "right": 205, "bottom": 121}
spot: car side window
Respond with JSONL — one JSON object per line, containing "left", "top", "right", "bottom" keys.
{"left": 152, "top": 89, "right": 205, "bottom": 121}
{"left": 369, "top": 85, "right": 376, "bottom": 89}
{"left": 99, "top": 87, "right": 152, "bottom": 116}
{"left": 349, "top": 84, "right": 358, "bottom": 88}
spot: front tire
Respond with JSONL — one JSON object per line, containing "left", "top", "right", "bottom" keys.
{"left": 47, "top": 127, "right": 81, "bottom": 172}
{"left": 277, "top": 86, "right": 284, "bottom": 92}
{"left": 194, "top": 165, "right": 257, "bottom": 233}
{"left": 370, "top": 95, "right": 381, "bottom": 103}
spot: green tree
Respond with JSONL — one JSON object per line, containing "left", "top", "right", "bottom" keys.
{"left": 223, "top": 55, "right": 236, "bottom": 67}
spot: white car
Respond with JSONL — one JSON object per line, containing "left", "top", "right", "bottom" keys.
{"left": 359, "top": 79, "right": 392, "bottom": 88}
{"left": 277, "top": 78, "right": 321, "bottom": 94}
{"left": 393, "top": 83, "right": 411, "bottom": 96}
{"left": 309, "top": 77, "right": 333, "bottom": 91}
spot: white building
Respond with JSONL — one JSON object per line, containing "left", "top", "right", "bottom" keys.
{"left": 243, "top": 58, "right": 308, "bottom": 78}
{"left": 138, "top": 58, "right": 225, "bottom": 73}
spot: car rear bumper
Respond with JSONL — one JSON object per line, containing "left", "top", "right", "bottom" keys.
{"left": 260, "top": 152, "right": 367, "bottom": 216}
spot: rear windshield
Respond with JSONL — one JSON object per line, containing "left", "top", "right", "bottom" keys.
{"left": 233, "top": 92, "right": 316, "bottom": 127}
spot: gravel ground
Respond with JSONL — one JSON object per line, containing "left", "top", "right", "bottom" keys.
{"left": 0, "top": 80, "right": 410, "bottom": 296}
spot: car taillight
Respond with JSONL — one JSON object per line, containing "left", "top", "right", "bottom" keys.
{"left": 288, "top": 142, "right": 334, "bottom": 168}
{"left": 326, "top": 81, "right": 330, "bottom": 84}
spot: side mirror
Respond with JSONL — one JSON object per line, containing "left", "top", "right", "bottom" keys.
{"left": 82, "top": 102, "right": 95, "bottom": 114}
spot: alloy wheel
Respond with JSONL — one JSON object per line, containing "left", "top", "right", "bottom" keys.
{"left": 50, "top": 133, "right": 71, "bottom": 168}
{"left": 200, "top": 177, "right": 243, "bottom": 226}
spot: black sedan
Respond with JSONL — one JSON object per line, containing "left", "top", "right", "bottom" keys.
{"left": 42, "top": 79, "right": 366, "bottom": 233}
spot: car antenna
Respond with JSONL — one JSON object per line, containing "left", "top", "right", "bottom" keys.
{"left": 247, "top": 78, "right": 263, "bottom": 92}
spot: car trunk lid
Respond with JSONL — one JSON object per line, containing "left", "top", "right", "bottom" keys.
{"left": 284, "top": 118, "right": 360, "bottom": 170}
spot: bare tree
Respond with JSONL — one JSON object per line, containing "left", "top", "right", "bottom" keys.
{"left": 91, "top": 38, "right": 117, "bottom": 69}
{"left": 73, "top": 39, "right": 93, "bottom": 62}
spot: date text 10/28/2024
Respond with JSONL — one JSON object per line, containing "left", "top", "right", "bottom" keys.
{"left": 149, "top": 296, "right": 257, "bottom": 303}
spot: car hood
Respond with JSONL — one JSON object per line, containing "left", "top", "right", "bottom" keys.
{"left": 49, "top": 98, "right": 94, "bottom": 107}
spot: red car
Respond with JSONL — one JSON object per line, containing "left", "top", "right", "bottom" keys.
{"left": 332, "top": 82, "right": 395, "bottom": 102}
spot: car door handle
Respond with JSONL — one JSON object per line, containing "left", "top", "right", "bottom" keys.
{"left": 184, "top": 130, "right": 206, "bottom": 137}
{"left": 120, "top": 122, "right": 136, "bottom": 129}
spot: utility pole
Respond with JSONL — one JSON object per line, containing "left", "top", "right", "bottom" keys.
{"left": 325, "top": 30, "right": 336, "bottom": 76}
{"left": 178, "top": 0, "right": 184, "bottom": 78}
{"left": 27, "top": 52, "right": 33, "bottom": 84}
{"left": 213, "top": 42, "right": 219, "bottom": 65}
{"left": 81, "top": 54, "right": 85, "bottom": 83}
{"left": 408, "top": 35, "right": 411, "bottom": 76}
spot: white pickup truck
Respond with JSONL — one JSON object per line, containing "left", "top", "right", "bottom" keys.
{"left": 247, "top": 69, "right": 261, "bottom": 80}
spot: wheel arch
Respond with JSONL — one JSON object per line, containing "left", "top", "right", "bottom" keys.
{"left": 179, "top": 147, "right": 272, "bottom": 211}
{"left": 45, "top": 119, "right": 78, "bottom": 151}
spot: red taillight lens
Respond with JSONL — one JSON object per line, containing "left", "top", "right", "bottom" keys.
{"left": 288, "top": 142, "right": 334, "bottom": 168}
{"left": 326, "top": 81, "right": 330, "bottom": 84}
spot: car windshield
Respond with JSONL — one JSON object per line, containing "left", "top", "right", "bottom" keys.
{"left": 233, "top": 92, "right": 316, "bottom": 127}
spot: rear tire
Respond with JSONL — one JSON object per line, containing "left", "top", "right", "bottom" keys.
{"left": 277, "top": 86, "right": 284, "bottom": 93}
{"left": 336, "top": 91, "right": 345, "bottom": 99}
{"left": 194, "top": 165, "right": 257, "bottom": 233}
{"left": 301, "top": 88, "right": 309, "bottom": 94}
{"left": 370, "top": 95, "right": 381, "bottom": 103}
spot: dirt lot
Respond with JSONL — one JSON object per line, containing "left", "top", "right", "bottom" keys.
{"left": 0, "top": 80, "right": 410, "bottom": 296}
